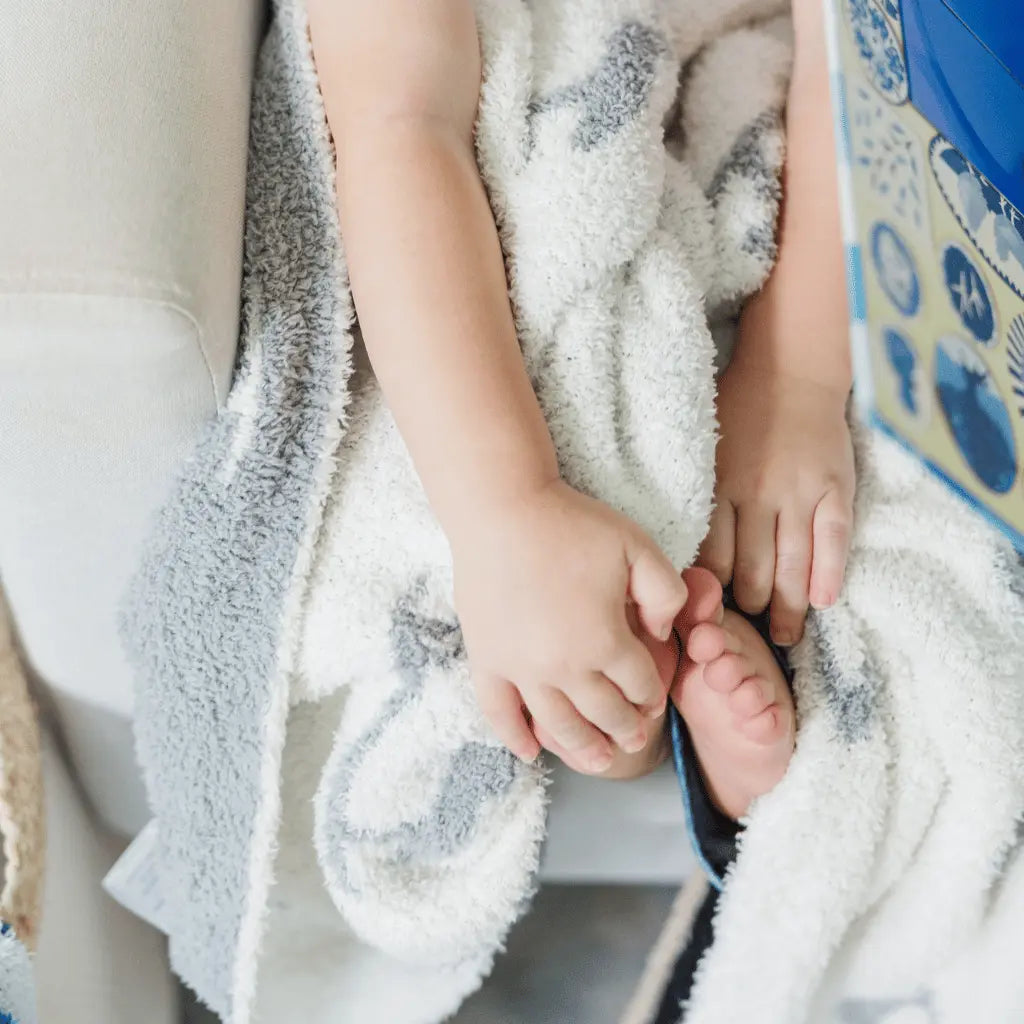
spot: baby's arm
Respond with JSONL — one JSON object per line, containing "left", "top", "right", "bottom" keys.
{"left": 699, "top": 0, "right": 855, "bottom": 646}
{"left": 309, "top": 0, "right": 688, "bottom": 771}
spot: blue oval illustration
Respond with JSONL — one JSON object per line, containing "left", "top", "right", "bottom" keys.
{"left": 930, "top": 136, "right": 1024, "bottom": 303}
{"left": 871, "top": 222, "right": 920, "bottom": 316}
{"left": 845, "top": 0, "right": 908, "bottom": 104}
{"left": 934, "top": 334, "right": 1017, "bottom": 494}
{"left": 882, "top": 327, "right": 921, "bottom": 416}
{"left": 942, "top": 245, "right": 996, "bottom": 345}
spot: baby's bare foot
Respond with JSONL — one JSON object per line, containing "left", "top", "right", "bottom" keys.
{"left": 672, "top": 568, "right": 796, "bottom": 819}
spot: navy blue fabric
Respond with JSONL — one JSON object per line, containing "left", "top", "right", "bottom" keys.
{"left": 652, "top": 887, "right": 719, "bottom": 1024}
{"left": 660, "top": 588, "right": 795, "bottom": 1017}
{"left": 670, "top": 585, "right": 793, "bottom": 884}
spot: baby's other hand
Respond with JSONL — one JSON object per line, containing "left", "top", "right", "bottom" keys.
{"left": 452, "top": 480, "right": 687, "bottom": 773}
{"left": 699, "top": 348, "right": 855, "bottom": 647}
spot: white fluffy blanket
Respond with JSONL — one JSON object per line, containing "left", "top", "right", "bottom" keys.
{"left": 626, "top": 430, "right": 1024, "bottom": 1024}
{"left": 119, "top": 1, "right": 1024, "bottom": 1022}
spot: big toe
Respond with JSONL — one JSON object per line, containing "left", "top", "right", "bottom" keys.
{"left": 676, "top": 567, "right": 724, "bottom": 634}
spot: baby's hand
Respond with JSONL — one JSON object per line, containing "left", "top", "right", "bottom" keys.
{"left": 452, "top": 480, "right": 688, "bottom": 773}
{"left": 700, "top": 350, "right": 855, "bottom": 647}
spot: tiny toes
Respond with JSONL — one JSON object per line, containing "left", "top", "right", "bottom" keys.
{"left": 676, "top": 568, "right": 725, "bottom": 631}
{"left": 739, "top": 705, "right": 785, "bottom": 745}
{"left": 687, "top": 622, "right": 731, "bottom": 663}
{"left": 728, "top": 676, "right": 771, "bottom": 718}
{"left": 702, "top": 653, "right": 754, "bottom": 693}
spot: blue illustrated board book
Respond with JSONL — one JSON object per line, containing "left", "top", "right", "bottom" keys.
{"left": 825, "top": 0, "right": 1024, "bottom": 550}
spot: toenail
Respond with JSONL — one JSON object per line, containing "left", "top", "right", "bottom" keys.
{"left": 589, "top": 750, "right": 614, "bottom": 771}
{"left": 623, "top": 732, "right": 647, "bottom": 753}
{"left": 774, "top": 630, "right": 794, "bottom": 647}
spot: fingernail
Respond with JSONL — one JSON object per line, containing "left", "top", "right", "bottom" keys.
{"left": 657, "top": 624, "right": 672, "bottom": 642}
{"left": 589, "top": 750, "right": 614, "bottom": 772}
{"left": 773, "top": 630, "right": 794, "bottom": 647}
{"left": 645, "top": 702, "right": 666, "bottom": 720}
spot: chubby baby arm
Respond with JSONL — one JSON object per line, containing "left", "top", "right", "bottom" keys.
{"left": 699, "top": 0, "right": 855, "bottom": 646}
{"left": 309, "top": 1, "right": 687, "bottom": 772}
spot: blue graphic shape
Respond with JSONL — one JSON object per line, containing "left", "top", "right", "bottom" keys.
{"left": 942, "top": 246, "right": 995, "bottom": 345}
{"left": 881, "top": 0, "right": 900, "bottom": 20}
{"left": 934, "top": 335, "right": 1017, "bottom": 494}
{"left": 846, "top": 0, "right": 908, "bottom": 103}
{"left": 1008, "top": 316, "right": 1024, "bottom": 420}
{"left": 931, "top": 136, "right": 1024, "bottom": 302}
{"left": 850, "top": 83, "right": 926, "bottom": 231}
{"left": 871, "top": 222, "right": 920, "bottom": 316}
{"left": 883, "top": 327, "right": 918, "bottom": 413}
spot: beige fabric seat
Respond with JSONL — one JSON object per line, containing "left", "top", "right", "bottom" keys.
{"left": 1, "top": 1, "right": 262, "bottom": 1020}
{"left": 1, "top": 0, "right": 262, "bottom": 834}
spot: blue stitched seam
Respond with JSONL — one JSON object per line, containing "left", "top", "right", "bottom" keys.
{"left": 670, "top": 707, "right": 724, "bottom": 891}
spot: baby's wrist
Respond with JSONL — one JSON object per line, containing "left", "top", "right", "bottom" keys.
{"left": 739, "top": 257, "right": 853, "bottom": 395}
{"left": 734, "top": 305, "right": 853, "bottom": 398}
{"left": 442, "top": 470, "right": 564, "bottom": 553}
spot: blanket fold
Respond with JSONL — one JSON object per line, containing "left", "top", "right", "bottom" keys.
{"left": 120, "top": 2, "right": 1024, "bottom": 1023}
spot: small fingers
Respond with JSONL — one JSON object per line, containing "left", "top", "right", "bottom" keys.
{"left": 529, "top": 687, "right": 614, "bottom": 772}
{"left": 626, "top": 539, "right": 689, "bottom": 642}
{"left": 732, "top": 505, "right": 777, "bottom": 614}
{"left": 809, "top": 489, "right": 853, "bottom": 609}
{"left": 698, "top": 501, "right": 736, "bottom": 585}
{"left": 531, "top": 720, "right": 594, "bottom": 775}
{"left": 675, "top": 567, "right": 725, "bottom": 634}
{"left": 769, "top": 511, "right": 813, "bottom": 646}
{"left": 602, "top": 632, "right": 667, "bottom": 717}
{"left": 473, "top": 675, "right": 541, "bottom": 762}
{"left": 570, "top": 674, "right": 648, "bottom": 752}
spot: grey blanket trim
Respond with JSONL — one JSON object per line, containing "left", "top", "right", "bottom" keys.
{"left": 121, "top": 4, "right": 353, "bottom": 1016}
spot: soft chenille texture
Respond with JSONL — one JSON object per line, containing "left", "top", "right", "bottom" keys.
{"left": 114, "top": 1, "right": 1024, "bottom": 1023}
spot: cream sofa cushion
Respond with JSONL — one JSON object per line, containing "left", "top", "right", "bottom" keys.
{"left": 0, "top": 0, "right": 263, "bottom": 835}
